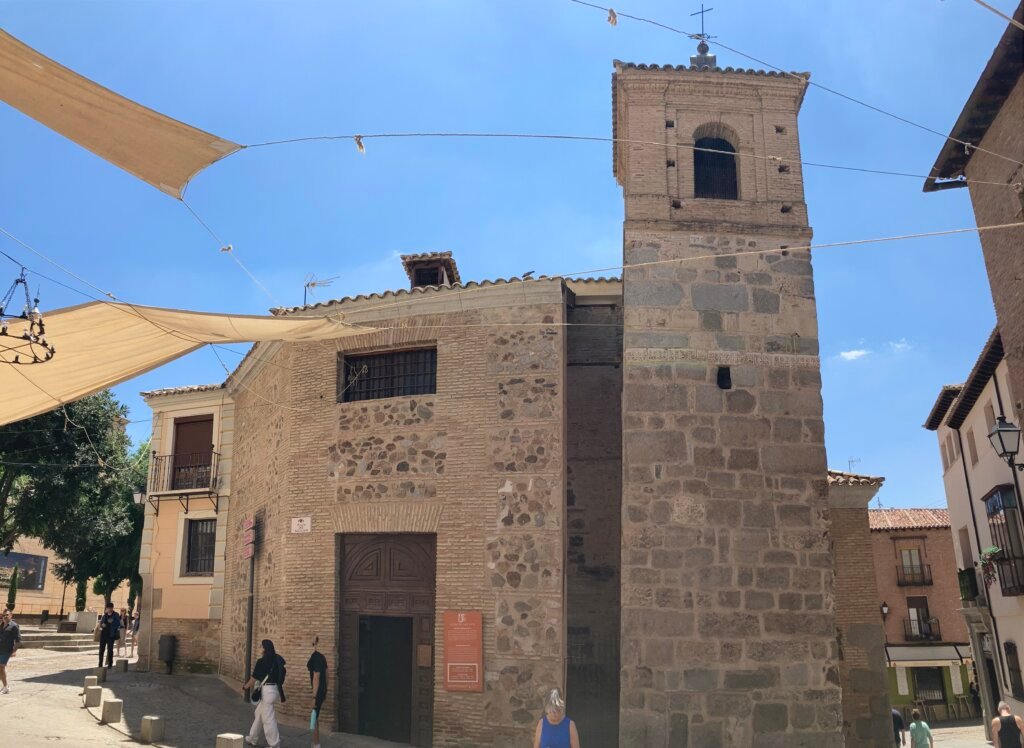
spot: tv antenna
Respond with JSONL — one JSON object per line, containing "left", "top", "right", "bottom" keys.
{"left": 303, "top": 274, "right": 339, "bottom": 306}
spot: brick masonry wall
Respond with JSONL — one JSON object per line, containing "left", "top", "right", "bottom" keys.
{"left": 872, "top": 526, "right": 970, "bottom": 646}
{"left": 965, "top": 76, "right": 1024, "bottom": 419}
{"left": 831, "top": 506, "right": 891, "bottom": 746}
{"left": 138, "top": 616, "right": 221, "bottom": 674}
{"left": 566, "top": 303, "right": 623, "bottom": 748}
{"left": 615, "top": 65, "right": 842, "bottom": 747}
{"left": 219, "top": 282, "right": 568, "bottom": 747}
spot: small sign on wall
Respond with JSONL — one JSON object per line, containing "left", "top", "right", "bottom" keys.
{"left": 444, "top": 610, "right": 483, "bottom": 692}
{"left": 291, "top": 517, "right": 312, "bottom": 534}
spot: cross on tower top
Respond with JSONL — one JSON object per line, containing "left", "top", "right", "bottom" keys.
{"left": 689, "top": 3, "right": 715, "bottom": 41}
{"left": 688, "top": 4, "right": 718, "bottom": 68}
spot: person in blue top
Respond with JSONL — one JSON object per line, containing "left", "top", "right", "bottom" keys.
{"left": 533, "top": 688, "right": 581, "bottom": 748}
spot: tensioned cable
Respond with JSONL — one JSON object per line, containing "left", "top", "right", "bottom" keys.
{"left": 566, "top": 0, "right": 1024, "bottom": 170}
{"left": 968, "top": 0, "right": 1024, "bottom": 32}
{"left": 242, "top": 131, "right": 1015, "bottom": 189}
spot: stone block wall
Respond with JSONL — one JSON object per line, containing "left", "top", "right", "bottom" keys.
{"left": 219, "top": 279, "right": 568, "bottom": 747}
{"left": 566, "top": 302, "right": 623, "bottom": 748}
{"left": 139, "top": 616, "right": 222, "bottom": 674}
{"left": 965, "top": 76, "right": 1024, "bottom": 424}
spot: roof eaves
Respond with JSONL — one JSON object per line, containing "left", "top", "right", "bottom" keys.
{"left": 141, "top": 383, "right": 224, "bottom": 399}
{"left": 923, "top": 384, "right": 964, "bottom": 431}
{"left": 946, "top": 328, "right": 1003, "bottom": 430}
{"left": 923, "top": 3, "right": 1024, "bottom": 192}
{"left": 826, "top": 469, "right": 886, "bottom": 487}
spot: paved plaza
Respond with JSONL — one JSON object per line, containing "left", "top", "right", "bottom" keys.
{"left": 0, "top": 647, "right": 407, "bottom": 747}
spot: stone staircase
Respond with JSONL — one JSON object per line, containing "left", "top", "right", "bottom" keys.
{"left": 18, "top": 624, "right": 96, "bottom": 652}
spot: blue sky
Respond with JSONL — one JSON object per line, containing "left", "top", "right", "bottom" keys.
{"left": 0, "top": 1, "right": 1014, "bottom": 505}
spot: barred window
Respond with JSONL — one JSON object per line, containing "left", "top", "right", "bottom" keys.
{"left": 985, "top": 485, "right": 1024, "bottom": 596}
{"left": 184, "top": 518, "right": 216, "bottom": 576}
{"left": 339, "top": 348, "right": 437, "bottom": 403}
{"left": 1008, "top": 642, "right": 1024, "bottom": 698}
{"left": 694, "top": 137, "right": 738, "bottom": 200}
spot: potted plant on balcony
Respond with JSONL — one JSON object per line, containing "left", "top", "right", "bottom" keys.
{"left": 980, "top": 546, "right": 1003, "bottom": 590}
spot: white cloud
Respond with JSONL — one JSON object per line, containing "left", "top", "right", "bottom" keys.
{"left": 888, "top": 339, "right": 912, "bottom": 353}
{"left": 838, "top": 349, "right": 871, "bottom": 361}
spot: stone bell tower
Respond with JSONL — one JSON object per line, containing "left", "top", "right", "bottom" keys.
{"left": 614, "top": 53, "right": 843, "bottom": 747}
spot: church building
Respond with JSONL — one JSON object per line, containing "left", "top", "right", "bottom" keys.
{"left": 134, "top": 48, "right": 891, "bottom": 747}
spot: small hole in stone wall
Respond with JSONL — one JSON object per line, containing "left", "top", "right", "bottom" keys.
{"left": 781, "top": 249, "right": 790, "bottom": 256}
{"left": 780, "top": 204, "right": 793, "bottom": 213}
{"left": 671, "top": 199, "right": 682, "bottom": 209}
{"left": 666, "top": 120, "right": 675, "bottom": 128}
{"left": 667, "top": 159, "right": 676, "bottom": 167}
{"left": 778, "top": 164, "right": 790, "bottom": 173}
{"left": 775, "top": 125, "right": 786, "bottom": 134}
{"left": 717, "top": 366, "right": 732, "bottom": 390}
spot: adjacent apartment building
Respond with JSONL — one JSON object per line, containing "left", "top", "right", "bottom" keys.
{"left": 868, "top": 509, "right": 972, "bottom": 720}
{"left": 925, "top": 329, "right": 1024, "bottom": 731}
{"left": 134, "top": 51, "right": 895, "bottom": 747}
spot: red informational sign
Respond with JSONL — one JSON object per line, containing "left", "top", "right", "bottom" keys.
{"left": 242, "top": 529, "right": 255, "bottom": 546}
{"left": 242, "top": 544, "right": 254, "bottom": 560}
{"left": 243, "top": 517, "right": 255, "bottom": 531}
{"left": 242, "top": 517, "right": 256, "bottom": 559}
{"left": 443, "top": 611, "right": 483, "bottom": 692}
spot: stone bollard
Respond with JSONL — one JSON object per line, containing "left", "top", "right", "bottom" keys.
{"left": 84, "top": 685, "right": 102, "bottom": 707}
{"left": 93, "top": 666, "right": 106, "bottom": 683}
{"left": 100, "top": 698, "right": 123, "bottom": 724}
{"left": 215, "top": 734, "right": 245, "bottom": 748}
{"left": 83, "top": 675, "right": 98, "bottom": 690}
{"left": 115, "top": 659, "right": 128, "bottom": 673}
{"left": 140, "top": 715, "right": 165, "bottom": 743}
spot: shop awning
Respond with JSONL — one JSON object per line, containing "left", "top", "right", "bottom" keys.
{"left": 0, "top": 29, "right": 240, "bottom": 197}
{"left": 886, "top": 645, "right": 972, "bottom": 666}
{"left": 0, "top": 301, "right": 368, "bottom": 425}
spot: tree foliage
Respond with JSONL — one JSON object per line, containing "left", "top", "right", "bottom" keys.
{"left": 5, "top": 566, "right": 17, "bottom": 611}
{"left": 0, "top": 392, "right": 147, "bottom": 604}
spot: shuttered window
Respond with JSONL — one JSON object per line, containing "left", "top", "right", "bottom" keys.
{"left": 184, "top": 518, "right": 216, "bottom": 576}
{"left": 694, "top": 137, "right": 738, "bottom": 200}
{"left": 1007, "top": 642, "right": 1024, "bottom": 698}
{"left": 339, "top": 349, "right": 437, "bottom": 403}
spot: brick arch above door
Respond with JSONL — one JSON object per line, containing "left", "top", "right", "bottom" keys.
{"left": 329, "top": 502, "right": 443, "bottom": 534}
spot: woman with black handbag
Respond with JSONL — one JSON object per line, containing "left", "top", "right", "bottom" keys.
{"left": 241, "top": 639, "right": 286, "bottom": 748}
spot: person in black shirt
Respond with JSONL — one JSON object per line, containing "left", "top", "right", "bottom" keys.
{"left": 307, "top": 636, "right": 328, "bottom": 748}
{"left": 241, "top": 639, "right": 285, "bottom": 748}
{"left": 992, "top": 700, "right": 1024, "bottom": 748}
{"left": 892, "top": 707, "right": 906, "bottom": 746}
{"left": 0, "top": 609, "right": 21, "bottom": 694}
{"left": 97, "top": 603, "right": 120, "bottom": 668}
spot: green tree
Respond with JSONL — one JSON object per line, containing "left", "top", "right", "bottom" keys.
{"left": 5, "top": 566, "right": 17, "bottom": 611}
{"left": 74, "top": 580, "right": 87, "bottom": 612}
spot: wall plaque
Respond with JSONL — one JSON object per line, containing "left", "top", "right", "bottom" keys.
{"left": 443, "top": 610, "right": 483, "bottom": 692}
{"left": 290, "top": 517, "right": 311, "bottom": 534}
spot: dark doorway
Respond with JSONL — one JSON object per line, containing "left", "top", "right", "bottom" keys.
{"left": 693, "top": 137, "right": 738, "bottom": 200}
{"left": 986, "top": 657, "right": 1001, "bottom": 715}
{"left": 339, "top": 534, "right": 435, "bottom": 746}
{"left": 358, "top": 615, "right": 413, "bottom": 743}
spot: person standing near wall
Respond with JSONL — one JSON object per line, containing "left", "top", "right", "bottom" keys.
{"left": 307, "top": 636, "right": 327, "bottom": 748}
{"left": 533, "top": 688, "right": 581, "bottom": 748}
{"left": 97, "top": 603, "right": 120, "bottom": 668}
{"left": 0, "top": 609, "right": 21, "bottom": 694}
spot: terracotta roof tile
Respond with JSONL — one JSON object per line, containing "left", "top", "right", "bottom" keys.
{"left": 868, "top": 508, "right": 951, "bottom": 531}
{"left": 614, "top": 60, "right": 810, "bottom": 79}
{"left": 141, "top": 383, "right": 224, "bottom": 398}
{"left": 826, "top": 470, "right": 885, "bottom": 487}
{"left": 400, "top": 251, "right": 461, "bottom": 285}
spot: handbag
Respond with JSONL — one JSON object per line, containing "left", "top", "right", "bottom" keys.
{"left": 250, "top": 673, "right": 269, "bottom": 705}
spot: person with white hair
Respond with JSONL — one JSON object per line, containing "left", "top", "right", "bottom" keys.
{"left": 533, "top": 687, "right": 580, "bottom": 748}
{"left": 992, "top": 700, "right": 1024, "bottom": 748}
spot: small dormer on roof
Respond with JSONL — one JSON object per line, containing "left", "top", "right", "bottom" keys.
{"left": 400, "top": 251, "right": 461, "bottom": 289}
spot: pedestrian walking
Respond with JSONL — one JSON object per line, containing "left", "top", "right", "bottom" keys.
{"left": 892, "top": 707, "right": 906, "bottom": 747}
{"left": 116, "top": 607, "right": 129, "bottom": 657}
{"left": 128, "top": 612, "right": 140, "bottom": 659}
{"left": 533, "top": 688, "right": 581, "bottom": 748}
{"left": 241, "top": 639, "right": 287, "bottom": 748}
{"left": 0, "top": 609, "right": 21, "bottom": 694}
{"left": 992, "top": 701, "right": 1024, "bottom": 748}
{"left": 96, "top": 602, "right": 120, "bottom": 668}
{"left": 307, "top": 635, "right": 328, "bottom": 748}
{"left": 970, "top": 681, "right": 982, "bottom": 717}
{"left": 907, "top": 708, "right": 933, "bottom": 748}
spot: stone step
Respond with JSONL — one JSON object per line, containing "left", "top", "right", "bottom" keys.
{"left": 29, "top": 643, "right": 98, "bottom": 652}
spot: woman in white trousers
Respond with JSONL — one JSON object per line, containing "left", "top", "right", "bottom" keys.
{"left": 241, "top": 639, "right": 285, "bottom": 748}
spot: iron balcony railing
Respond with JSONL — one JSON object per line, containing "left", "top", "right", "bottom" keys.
{"left": 896, "top": 564, "right": 933, "bottom": 586}
{"left": 904, "top": 617, "right": 942, "bottom": 642}
{"left": 997, "top": 557, "right": 1024, "bottom": 597}
{"left": 149, "top": 451, "right": 219, "bottom": 493}
{"left": 959, "top": 568, "right": 980, "bottom": 602}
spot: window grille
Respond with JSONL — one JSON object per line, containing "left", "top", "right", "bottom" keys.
{"left": 694, "top": 137, "right": 738, "bottom": 200}
{"left": 185, "top": 518, "right": 216, "bottom": 576}
{"left": 1008, "top": 642, "right": 1024, "bottom": 698}
{"left": 339, "top": 348, "right": 437, "bottom": 403}
{"left": 985, "top": 485, "right": 1024, "bottom": 596}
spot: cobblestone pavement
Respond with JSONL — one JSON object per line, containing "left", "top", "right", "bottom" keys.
{"left": 0, "top": 648, "right": 408, "bottom": 747}
{"left": 928, "top": 720, "right": 989, "bottom": 746}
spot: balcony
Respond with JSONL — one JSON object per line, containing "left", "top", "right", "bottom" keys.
{"left": 959, "top": 568, "right": 980, "bottom": 603}
{"left": 904, "top": 617, "right": 942, "bottom": 642}
{"left": 146, "top": 451, "right": 220, "bottom": 514}
{"left": 896, "top": 564, "right": 933, "bottom": 586}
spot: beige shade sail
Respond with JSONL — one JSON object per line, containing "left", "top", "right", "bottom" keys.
{"left": 0, "top": 29, "right": 240, "bottom": 198}
{"left": 0, "top": 301, "right": 366, "bottom": 426}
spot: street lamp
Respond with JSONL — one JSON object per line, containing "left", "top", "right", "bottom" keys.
{"left": 132, "top": 491, "right": 145, "bottom": 506}
{"left": 880, "top": 602, "right": 889, "bottom": 620}
{"left": 989, "top": 415, "right": 1024, "bottom": 470}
